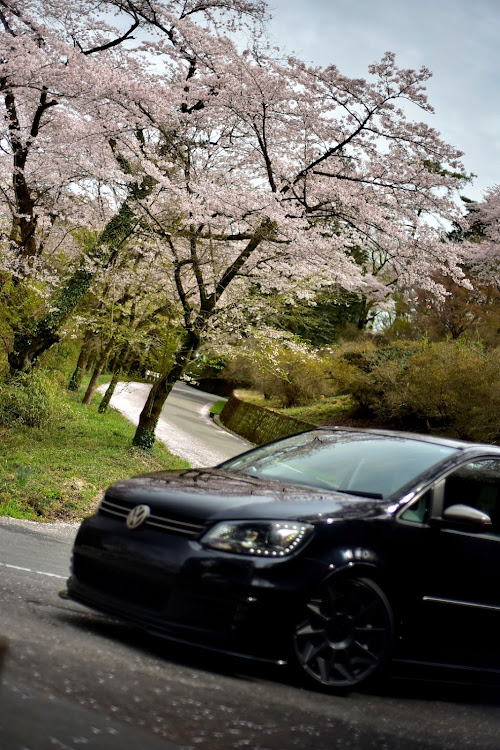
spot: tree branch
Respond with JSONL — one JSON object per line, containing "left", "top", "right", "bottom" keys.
{"left": 81, "top": 19, "right": 140, "bottom": 55}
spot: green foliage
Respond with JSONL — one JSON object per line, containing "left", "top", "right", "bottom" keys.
{"left": 380, "top": 342, "right": 500, "bottom": 442}
{"left": 328, "top": 340, "right": 423, "bottom": 413}
{"left": 224, "top": 345, "right": 335, "bottom": 408}
{"left": 422, "top": 158, "right": 471, "bottom": 183}
{"left": 0, "top": 369, "right": 72, "bottom": 428}
{"left": 40, "top": 337, "right": 84, "bottom": 381}
{"left": 263, "top": 353, "right": 333, "bottom": 408}
{"left": 71, "top": 227, "right": 100, "bottom": 252}
{"left": 140, "top": 323, "right": 183, "bottom": 377}
{"left": 0, "top": 278, "right": 46, "bottom": 355}
{"left": 260, "top": 287, "right": 377, "bottom": 347}
{"left": 186, "top": 353, "right": 227, "bottom": 379}
{"left": 329, "top": 339, "right": 500, "bottom": 443}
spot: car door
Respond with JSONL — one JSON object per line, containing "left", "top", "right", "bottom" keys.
{"left": 418, "top": 457, "right": 500, "bottom": 668}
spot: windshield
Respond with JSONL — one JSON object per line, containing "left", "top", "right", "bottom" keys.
{"left": 220, "top": 431, "right": 457, "bottom": 499}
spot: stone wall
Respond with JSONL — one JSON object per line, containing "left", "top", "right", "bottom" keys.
{"left": 219, "top": 393, "right": 316, "bottom": 445}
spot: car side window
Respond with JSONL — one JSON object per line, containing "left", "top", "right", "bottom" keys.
{"left": 400, "top": 490, "right": 431, "bottom": 524}
{"left": 442, "top": 459, "right": 500, "bottom": 535}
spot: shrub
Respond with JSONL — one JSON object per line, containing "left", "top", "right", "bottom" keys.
{"left": 270, "top": 353, "right": 334, "bottom": 408}
{"left": 330, "top": 340, "right": 425, "bottom": 412}
{"left": 329, "top": 339, "right": 500, "bottom": 443}
{"left": 39, "top": 337, "right": 83, "bottom": 381}
{"left": 383, "top": 343, "right": 500, "bottom": 443}
{"left": 223, "top": 347, "right": 334, "bottom": 408}
{"left": 0, "top": 370, "right": 72, "bottom": 428}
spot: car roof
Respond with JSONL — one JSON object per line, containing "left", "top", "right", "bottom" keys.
{"left": 312, "top": 426, "right": 500, "bottom": 453}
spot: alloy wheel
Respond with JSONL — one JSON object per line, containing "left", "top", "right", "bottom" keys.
{"left": 293, "top": 577, "right": 394, "bottom": 688}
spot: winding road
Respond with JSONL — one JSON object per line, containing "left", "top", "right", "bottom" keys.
{"left": 2, "top": 384, "right": 500, "bottom": 749}
{"left": 97, "top": 380, "right": 251, "bottom": 466}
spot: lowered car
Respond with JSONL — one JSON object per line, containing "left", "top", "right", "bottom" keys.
{"left": 62, "top": 427, "right": 500, "bottom": 689}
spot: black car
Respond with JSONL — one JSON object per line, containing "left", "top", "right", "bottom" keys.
{"left": 63, "top": 427, "right": 500, "bottom": 689}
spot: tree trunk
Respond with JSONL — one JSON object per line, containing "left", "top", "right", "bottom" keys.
{"left": 68, "top": 333, "right": 96, "bottom": 391}
{"left": 82, "top": 343, "right": 113, "bottom": 405}
{"left": 8, "top": 179, "right": 153, "bottom": 374}
{"left": 131, "top": 226, "right": 268, "bottom": 450}
{"left": 97, "top": 369, "right": 120, "bottom": 414}
{"left": 98, "top": 342, "right": 130, "bottom": 414}
{"left": 8, "top": 328, "right": 61, "bottom": 374}
{"left": 356, "top": 296, "right": 376, "bottom": 330}
{"left": 132, "top": 331, "right": 200, "bottom": 450}
{"left": 8, "top": 267, "right": 94, "bottom": 374}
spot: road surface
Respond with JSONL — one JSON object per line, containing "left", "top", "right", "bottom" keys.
{"left": 98, "top": 381, "right": 251, "bottom": 466}
{"left": 2, "top": 384, "right": 500, "bottom": 749}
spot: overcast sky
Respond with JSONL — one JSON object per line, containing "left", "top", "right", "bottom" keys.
{"left": 264, "top": 0, "right": 499, "bottom": 201}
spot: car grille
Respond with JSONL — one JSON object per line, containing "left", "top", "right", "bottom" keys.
{"left": 98, "top": 498, "right": 207, "bottom": 538}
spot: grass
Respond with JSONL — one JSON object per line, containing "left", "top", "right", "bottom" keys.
{"left": 235, "top": 390, "right": 355, "bottom": 426}
{"left": 209, "top": 400, "right": 227, "bottom": 416}
{"left": 0, "top": 389, "right": 189, "bottom": 523}
{"left": 273, "top": 395, "right": 356, "bottom": 425}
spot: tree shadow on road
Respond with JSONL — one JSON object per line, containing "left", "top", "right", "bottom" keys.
{"left": 57, "top": 607, "right": 500, "bottom": 709}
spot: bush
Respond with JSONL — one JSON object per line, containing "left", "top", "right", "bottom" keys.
{"left": 0, "top": 370, "right": 72, "bottom": 428}
{"left": 223, "top": 347, "right": 334, "bottom": 408}
{"left": 329, "top": 340, "right": 500, "bottom": 443}
{"left": 265, "top": 353, "right": 333, "bottom": 407}
{"left": 384, "top": 343, "right": 500, "bottom": 443}
{"left": 39, "top": 337, "right": 83, "bottom": 382}
{"left": 330, "top": 340, "right": 425, "bottom": 412}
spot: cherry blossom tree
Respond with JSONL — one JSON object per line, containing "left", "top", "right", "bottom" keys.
{"left": 124, "top": 47, "right": 470, "bottom": 448}
{"left": 0, "top": 0, "right": 473, "bottom": 451}
{"left": 463, "top": 185, "right": 500, "bottom": 288}
{"left": 0, "top": 0, "right": 267, "bottom": 372}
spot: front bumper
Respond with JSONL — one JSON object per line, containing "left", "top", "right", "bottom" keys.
{"left": 66, "top": 514, "right": 327, "bottom": 661}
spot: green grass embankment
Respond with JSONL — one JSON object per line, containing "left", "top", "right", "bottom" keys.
{"left": 235, "top": 390, "right": 355, "bottom": 426}
{"left": 0, "top": 391, "right": 189, "bottom": 523}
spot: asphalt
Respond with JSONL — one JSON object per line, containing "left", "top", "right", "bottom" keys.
{"left": 0, "top": 675, "right": 181, "bottom": 750}
{"left": 100, "top": 381, "right": 251, "bottom": 467}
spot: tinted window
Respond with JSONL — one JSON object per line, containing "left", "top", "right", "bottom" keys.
{"left": 221, "top": 431, "right": 456, "bottom": 499}
{"left": 400, "top": 490, "right": 431, "bottom": 524}
{"left": 443, "top": 459, "right": 500, "bottom": 534}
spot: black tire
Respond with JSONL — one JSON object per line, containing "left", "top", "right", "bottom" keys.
{"left": 293, "top": 576, "right": 394, "bottom": 689}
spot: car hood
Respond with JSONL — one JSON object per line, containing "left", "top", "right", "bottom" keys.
{"left": 104, "top": 469, "right": 389, "bottom": 524}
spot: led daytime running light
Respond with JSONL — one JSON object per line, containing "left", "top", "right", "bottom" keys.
{"left": 202, "top": 520, "right": 313, "bottom": 557}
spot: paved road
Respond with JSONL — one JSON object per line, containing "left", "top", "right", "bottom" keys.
{"left": 99, "top": 381, "right": 252, "bottom": 466}
{"left": 2, "top": 386, "right": 500, "bottom": 749}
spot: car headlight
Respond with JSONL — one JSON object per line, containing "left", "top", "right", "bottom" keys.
{"left": 201, "top": 520, "right": 313, "bottom": 557}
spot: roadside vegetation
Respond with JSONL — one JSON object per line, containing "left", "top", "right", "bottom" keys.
{"left": 203, "top": 331, "right": 500, "bottom": 445}
{"left": 0, "top": 370, "right": 188, "bottom": 523}
{"left": 208, "top": 400, "right": 228, "bottom": 417}
{"left": 236, "top": 389, "right": 355, "bottom": 427}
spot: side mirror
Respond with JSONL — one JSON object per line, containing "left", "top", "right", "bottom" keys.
{"left": 443, "top": 504, "right": 492, "bottom": 528}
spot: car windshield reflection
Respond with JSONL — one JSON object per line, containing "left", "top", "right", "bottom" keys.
{"left": 220, "top": 431, "right": 456, "bottom": 498}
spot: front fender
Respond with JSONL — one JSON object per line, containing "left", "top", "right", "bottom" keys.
{"left": 309, "top": 543, "right": 383, "bottom": 580}
{"left": 305, "top": 543, "right": 396, "bottom": 603}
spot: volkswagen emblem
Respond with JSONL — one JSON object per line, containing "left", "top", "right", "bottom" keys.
{"left": 126, "top": 504, "right": 151, "bottom": 530}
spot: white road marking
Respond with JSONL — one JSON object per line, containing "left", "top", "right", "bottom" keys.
{"left": 0, "top": 561, "right": 66, "bottom": 579}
